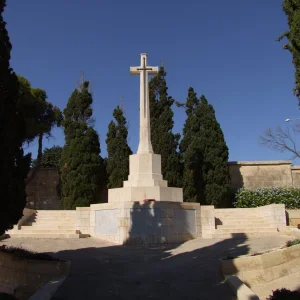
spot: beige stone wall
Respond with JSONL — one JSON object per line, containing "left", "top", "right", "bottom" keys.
{"left": 228, "top": 160, "right": 299, "bottom": 189}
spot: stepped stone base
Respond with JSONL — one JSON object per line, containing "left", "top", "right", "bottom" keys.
{"left": 109, "top": 153, "right": 184, "bottom": 203}
{"left": 108, "top": 186, "right": 183, "bottom": 203}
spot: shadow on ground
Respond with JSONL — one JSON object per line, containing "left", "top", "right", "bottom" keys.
{"left": 49, "top": 234, "right": 250, "bottom": 300}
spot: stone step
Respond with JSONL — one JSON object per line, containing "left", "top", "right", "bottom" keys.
{"left": 216, "top": 224, "right": 275, "bottom": 229}
{"left": 215, "top": 215, "right": 261, "bottom": 219}
{"left": 215, "top": 209, "right": 257, "bottom": 213}
{"left": 33, "top": 217, "right": 76, "bottom": 222}
{"left": 36, "top": 210, "right": 76, "bottom": 213}
{"left": 216, "top": 220, "right": 269, "bottom": 225}
{"left": 29, "top": 225, "right": 76, "bottom": 230}
{"left": 213, "top": 231, "right": 281, "bottom": 239}
{"left": 20, "top": 227, "right": 76, "bottom": 234}
{"left": 35, "top": 213, "right": 76, "bottom": 216}
{"left": 215, "top": 227, "right": 278, "bottom": 233}
{"left": 8, "top": 233, "right": 82, "bottom": 239}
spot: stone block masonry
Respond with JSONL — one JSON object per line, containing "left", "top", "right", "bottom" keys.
{"left": 88, "top": 201, "right": 202, "bottom": 245}
{"left": 229, "top": 160, "right": 300, "bottom": 189}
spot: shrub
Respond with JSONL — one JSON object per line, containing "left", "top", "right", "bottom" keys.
{"left": 0, "top": 293, "right": 18, "bottom": 300}
{"left": 0, "top": 245, "right": 60, "bottom": 261}
{"left": 287, "top": 239, "right": 300, "bottom": 247}
{"left": 267, "top": 288, "right": 300, "bottom": 300}
{"left": 234, "top": 187, "right": 300, "bottom": 209}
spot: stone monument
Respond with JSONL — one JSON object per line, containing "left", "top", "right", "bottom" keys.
{"left": 109, "top": 53, "right": 183, "bottom": 203}
{"left": 88, "top": 54, "right": 201, "bottom": 244}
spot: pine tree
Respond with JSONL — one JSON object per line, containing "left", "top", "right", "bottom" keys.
{"left": 278, "top": 0, "right": 300, "bottom": 103}
{"left": 60, "top": 82, "right": 106, "bottom": 209}
{"left": 0, "top": 0, "right": 31, "bottom": 234}
{"left": 180, "top": 88, "right": 231, "bottom": 207}
{"left": 106, "top": 106, "right": 132, "bottom": 188}
{"left": 149, "top": 66, "right": 182, "bottom": 187}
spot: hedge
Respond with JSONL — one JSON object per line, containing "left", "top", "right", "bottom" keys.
{"left": 234, "top": 187, "right": 300, "bottom": 209}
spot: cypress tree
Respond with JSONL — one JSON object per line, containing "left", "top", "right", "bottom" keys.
{"left": 278, "top": 0, "right": 300, "bottom": 104}
{"left": 0, "top": 1, "right": 31, "bottom": 234}
{"left": 60, "top": 81, "right": 106, "bottom": 209}
{"left": 106, "top": 106, "right": 132, "bottom": 188}
{"left": 180, "top": 88, "right": 231, "bottom": 207}
{"left": 149, "top": 66, "right": 182, "bottom": 187}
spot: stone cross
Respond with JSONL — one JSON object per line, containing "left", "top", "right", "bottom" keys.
{"left": 130, "top": 53, "right": 158, "bottom": 154}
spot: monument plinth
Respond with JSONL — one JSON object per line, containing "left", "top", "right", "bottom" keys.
{"left": 108, "top": 53, "right": 183, "bottom": 203}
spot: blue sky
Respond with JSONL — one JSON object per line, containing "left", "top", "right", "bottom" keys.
{"left": 4, "top": 0, "right": 300, "bottom": 163}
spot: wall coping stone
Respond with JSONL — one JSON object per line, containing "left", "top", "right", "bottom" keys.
{"left": 228, "top": 160, "right": 292, "bottom": 166}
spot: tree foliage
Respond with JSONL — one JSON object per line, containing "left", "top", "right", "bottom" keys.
{"left": 60, "top": 82, "right": 106, "bottom": 209}
{"left": 149, "top": 66, "right": 182, "bottom": 187}
{"left": 17, "top": 76, "right": 62, "bottom": 184}
{"left": 106, "top": 106, "right": 132, "bottom": 188}
{"left": 278, "top": 0, "right": 300, "bottom": 103}
{"left": 32, "top": 146, "right": 63, "bottom": 168}
{"left": 179, "top": 88, "right": 231, "bottom": 207}
{"left": 0, "top": 1, "right": 31, "bottom": 234}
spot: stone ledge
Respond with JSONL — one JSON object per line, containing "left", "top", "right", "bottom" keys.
{"left": 228, "top": 160, "right": 292, "bottom": 166}
{"left": 226, "top": 275, "right": 259, "bottom": 300}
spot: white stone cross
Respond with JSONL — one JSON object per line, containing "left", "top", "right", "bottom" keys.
{"left": 130, "top": 53, "right": 158, "bottom": 154}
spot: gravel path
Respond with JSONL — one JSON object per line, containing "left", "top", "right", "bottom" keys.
{"left": 1, "top": 234, "right": 291, "bottom": 300}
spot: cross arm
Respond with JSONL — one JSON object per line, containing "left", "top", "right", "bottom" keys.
{"left": 130, "top": 66, "right": 140, "bottom": 75}
{"left": 147, "top": 66, "right": 159, "bottom": 74}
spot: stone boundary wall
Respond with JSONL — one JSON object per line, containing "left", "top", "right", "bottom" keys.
{"left": 26, "top": 162, "right": 300, "bottom": 211}
{"left": 26, "top": 168, "right": 60, "bottom": 210}
{"left": 228, "top": 160, "right": 300, "bottom": 189}
{"left": 0, "top": 251, "right": 70, "bottom": 299}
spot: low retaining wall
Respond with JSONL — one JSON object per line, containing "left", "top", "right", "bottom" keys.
{"left": 221, "top": 244, "right": 300, "bottom": 286}
{"left": 286, "top": 209, "right": 300, "bottom": 227}
{"left": 0, "top": 251, "right": 71, "bottom": 300}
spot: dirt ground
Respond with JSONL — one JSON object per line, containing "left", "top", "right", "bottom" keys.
{"left": 1, "top": 234, "right": 292, "bottom": 300}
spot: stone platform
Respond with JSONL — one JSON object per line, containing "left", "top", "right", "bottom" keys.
{"left": 88, "top": 201, "right": 201, "bottom": 244}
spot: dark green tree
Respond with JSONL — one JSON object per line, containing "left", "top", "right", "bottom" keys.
{"left": 60, "top": 81, "right": 106, "bottom": 209}
{"left": 180, "top": 88, "right": 231, "bottom": 207}
{"left": 106, "top": 106, "right": 132, "bottom": 188}
{"left": 149, "top": 66, "right": 182, "bottom": 187}
{"left": 0, "top": 1, "right": 31, "bottom": 234}
{"left": 278, "top": 0, "right": 300, "bottom": 103}
{"left": 32, "top": 146, "right": 63, "bottom": 168}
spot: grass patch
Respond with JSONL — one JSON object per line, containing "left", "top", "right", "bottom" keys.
{"left": 0, "top": 245, "right": 60, "bottom": 261}
{"left": 286, "top": 239, "right": 300, "bottom": 247}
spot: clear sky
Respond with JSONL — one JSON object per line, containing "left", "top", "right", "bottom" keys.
{"left": 4, "top": 0, "right": 300, "bottom": 163}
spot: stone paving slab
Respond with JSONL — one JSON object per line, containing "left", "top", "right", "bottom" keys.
{"left": 1, "top": 235, "right": 292, "bottom": 300}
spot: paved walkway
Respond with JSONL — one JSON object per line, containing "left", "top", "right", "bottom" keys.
{"left": 1, "top": 235, "right": 291, "bottom": 300}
